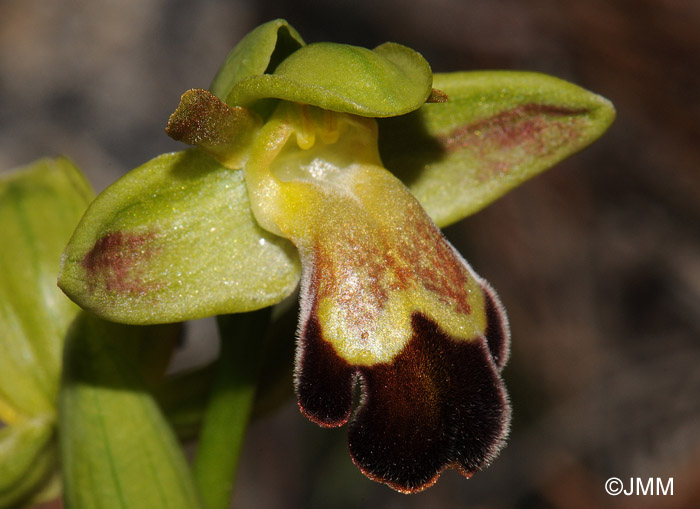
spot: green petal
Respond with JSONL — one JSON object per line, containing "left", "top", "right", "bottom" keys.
{"left": 379, "top": 71, "right": 616, "bottom": 227}
{"left": 166, "top": 89, "right": 262, "bottom": 169}
{"left": 226, "top": 42, "right": 433, "bottom": 117}
{"left": 0, "top": 158, "right": 92, "bottom": 420}
{"left": 209, "top": 19, "right": 305, "bottom": 101}
{"left": 59, "top": 313, "right": 202, "bottom": 509}
{"left": 165, "top": 89, "right": 262, "bottom": 169}
{"left": 58, "top": 149, "right": 300, "bottom": 325}
{"left": 0, "top": 415, "right": 56, "bottom": 508}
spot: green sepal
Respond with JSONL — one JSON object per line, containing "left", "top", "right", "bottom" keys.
{"left": 379, "top": 71, "right": 616, "bottom": 227}
{"left": 59, "top": 313, "right": 202, "bottom": 509}
{"left": 226, "top": 42, "right": 433, "bottom": 117}
{"left": 210, "top": 19, "right": 305, "bottom": 101}
{"left": 0, "top": 157, "right": 93, "bottom": 421}
{"left": 0, "top": 415, "right": 56, "bottom": 508}
{"left": 58, "top": 149, "right": 301, "bottom": 325}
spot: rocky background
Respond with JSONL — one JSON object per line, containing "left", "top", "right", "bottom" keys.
{"left": 2, "top": 1, "right": 699, "bottom": 508}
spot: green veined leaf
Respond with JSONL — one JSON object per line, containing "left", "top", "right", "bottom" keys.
{"left": 226, "top": 42, "right": 433, "bottom": 117}
{"left": 0, "top": 157, "right": 93, "bottom": 421}
{"left": 59, "top": 313, "right": 202, "bottom": 509}
{"left": 379, "top": 71, "right": 616, "bottom": 227}
{"left": 0, "top": 415, "right": 56, "bottom": 508}
{"left": 210, "top": 19, "right": 305, "bottom": 101}
{"left": 58, "top": 149, "right": 300, "bottom": 325}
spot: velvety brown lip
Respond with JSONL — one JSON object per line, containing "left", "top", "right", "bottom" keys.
{"left": 295, "top": 299, "right": 510, "bottom": 493}
{"left": 296, "top": 313, "right": 355, "bottom": 428}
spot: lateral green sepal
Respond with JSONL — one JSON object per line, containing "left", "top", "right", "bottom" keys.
{"left": 379, "top": 71, "right": 616, "bottom": 227}
{"left": 58, "top": 149, "right": 300, "bottom": 325}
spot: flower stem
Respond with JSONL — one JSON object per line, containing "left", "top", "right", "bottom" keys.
{"left": 193, "top": 309, "right": 271, "bottom": 509}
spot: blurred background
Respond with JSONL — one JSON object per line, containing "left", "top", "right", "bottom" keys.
{"left": 1, "top": 0, "right": 699, "bottom": 508}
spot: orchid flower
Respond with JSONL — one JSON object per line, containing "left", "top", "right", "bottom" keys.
{"left": 58, "top": 19, "right": 614, "bottom": 493}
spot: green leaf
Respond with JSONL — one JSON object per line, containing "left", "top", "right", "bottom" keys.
{"left": 58, "top": 149, "right": 300, "bottom": 325}
{"left": 226, "top": 42, "right": 433, "bottom": 117}
{"left": 379, "top": 71, "right": 616, "bottom": 227}
{"left": 0, "top": 157, "right": 93, "bottom": 421}
{"left": 0, "top": 415, "right": 56, "bottom": 508}
{"left": 209, "top": 19, "right": 305, "bottom": 101}
{"left": 59, "top": 313, "right": 202, "bottom": 509}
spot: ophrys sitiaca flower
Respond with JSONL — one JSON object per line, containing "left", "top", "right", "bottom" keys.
{"left": 58, "top": 19, "right": 615, "bottom": 493}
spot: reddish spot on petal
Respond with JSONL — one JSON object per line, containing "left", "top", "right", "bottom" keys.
{"left": 81, "top": 231, "right": 160, "bottom": 294}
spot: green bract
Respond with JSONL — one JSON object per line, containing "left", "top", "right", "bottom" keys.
{"left": 0, "top": 158, "right": 91, "bottom": 420}
{"left": 60, "top": 314, "right": 201, "bottom": 509}
{"left": 0, "top": 158, "right": 91, "bottom": 507}
{"left": 1, "top": 158, "right": 210, "bottom": 508}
